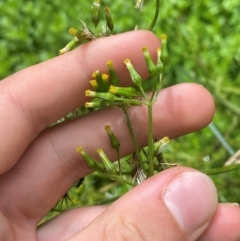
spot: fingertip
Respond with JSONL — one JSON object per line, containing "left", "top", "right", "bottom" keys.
{"left": 70, "top": 167, "right": 217, "bottom": 241}
{"left": 161, "top": 169, "right": 218, "bottom": 240}
{"left": 179, "top": 83, "right": 215, "bottom": 130}
{"left": 153, "top": 83, "right": 215, "bottom": 138}
{"left": 198, "top": 203, "right": 240, "bottom": 241}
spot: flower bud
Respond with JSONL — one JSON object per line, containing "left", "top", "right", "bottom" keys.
{"left": 157, "top": 48, "right": 164, "bottom": 72}
{"left": 124, "top": 59, "right": 143, "bottom": 89}
{"left": 93, "top": 70, "right": 109, "bottom": 92}
{"left": 85, "top": 100, "right": 111, "bottom": 108}
{"left": 106, "top": 60, "right": 120, "bottom": 86}
{"left": 97, "top": 149, "right": 116, "bottom": 174}
{"left": 68, "top": 27, "right": 84, "bottom": 42}
{"left": 101, "top": 73, "right": 110, "bottom": 90}
{"left": 85, "top": 90, "right": 115, "bottom": 101}
{"left": 142, "top": 46, "right": 158, "bottom": 75}
{"left": 89, "top": 79, "right": 98, "bottom": 90}
{"left": 91, "top": 0, "right": 100, "bottom": 30}
{"left": 160, "top": 35, "right": 168, "bottom": 65}
{"left": 109, "top": 85, "right": 142, "bottom": 98}
{"left": 76, "top": 146, "right": 105, "bottom": 172}
{"left": 105, "top": 126, "right": 120, "bottom": 152}
{"left": 69, "top": 27, "right": 78, "bottom": 36}
{"left": 104, "top": 6, "right": 114, "bottom": 33}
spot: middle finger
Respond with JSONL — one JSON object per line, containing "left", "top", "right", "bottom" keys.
{"left": 0, "top": 83, "right": 214, "bottom": 224}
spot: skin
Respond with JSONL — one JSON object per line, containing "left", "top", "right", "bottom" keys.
{"left": 0, "top": 31, "right": 240, "bottom": 241}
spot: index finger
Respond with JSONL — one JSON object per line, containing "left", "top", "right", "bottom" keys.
{"left": 0, "top": 30, "right": 160, "bottom": 173}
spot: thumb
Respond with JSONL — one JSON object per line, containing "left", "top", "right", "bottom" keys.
{"left": 66, "top": 167, "right": 218, "bottom": 241}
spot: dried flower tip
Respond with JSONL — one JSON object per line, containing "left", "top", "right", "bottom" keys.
{"left": 134, "top": 0, "right": 145, "bottom": 11}
{"left": 104, "top": 6, "right": 114, "bottom": 33}
{"left": 101, "top": 25, "right": 108, "bottom": 36}
{"left": 124, "top": 59, "right": 143, "bottom": 89}
{"left": 154, "top": 136, "right": 171, "bottom": 155}
{"left": 133, "top": 168, "right": 147, "bottom": 184}
{"left": 79, "top": 20, "right": 95, "bottom": 40}
{"left": 92, "top": 0, "right": 100, "bottom": 29}
{"left": 69, "top": 25, "right": 91, "bottom": 42}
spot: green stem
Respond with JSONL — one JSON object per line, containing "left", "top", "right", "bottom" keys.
{"left": 115, "top": 98, "right": 143, "bottom": 106}
{"left": 59, "top": 37, "right": 80, "bottom": 55}
{"left": 208, "top": 122, "right": 235, "bottom": 156}
{"left": 147, "top": 102, "right": 154, "bottom": 177}
{"left": 148, "top": 0, "right": 160, "bottom": 31}
{"left": 203, "top": 164, "right": 240, "bottom": 175}
{"left": 52, "top": 195, "right": 122, "bottom": 212}
{"left": 116, "top": 150, "right": 122, "bottom": 176}
{"left": 123, "top": 108, "right": 145, "bottom": 171}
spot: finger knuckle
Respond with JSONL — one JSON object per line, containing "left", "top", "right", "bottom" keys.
{"left": 104, "top": 213, "right": 145, "bottom": 241}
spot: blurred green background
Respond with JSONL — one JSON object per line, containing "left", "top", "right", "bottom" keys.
{"left": 1, "top": 0, "right": 240, "bottom": 211}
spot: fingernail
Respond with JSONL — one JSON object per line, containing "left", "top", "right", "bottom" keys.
{"left": 163, "top": 172, "right": 217, "bottom": 236}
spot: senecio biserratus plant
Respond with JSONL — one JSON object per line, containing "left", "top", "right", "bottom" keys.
{"left": 59, "top": 0, "right": 171, "bottom": 187}
{"left": 57, "top": 0, "right": 240, "bottom": 207}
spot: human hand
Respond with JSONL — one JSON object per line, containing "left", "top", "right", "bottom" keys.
{"left": 0, "top": 31, "right": 239, "bottom": 241}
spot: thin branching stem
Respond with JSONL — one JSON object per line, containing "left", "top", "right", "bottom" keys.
{"left": 123, "top": 107, "right": 145, "bottom": 171}
{"left": 148, "top": 0, "right": 160, "bottom": 31}
{"left": 116, "top": 150, "right": 122, "bottom": 175}
{"left": 147, "top": 102, "right": 154, "bottom": 177}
